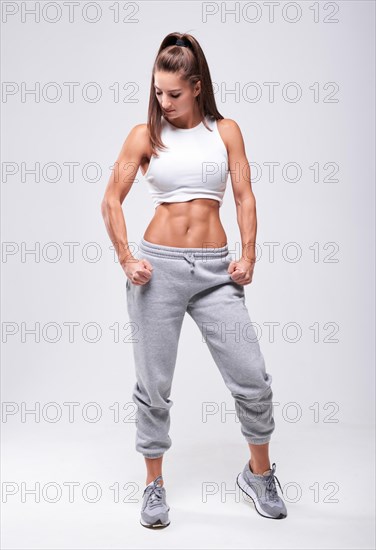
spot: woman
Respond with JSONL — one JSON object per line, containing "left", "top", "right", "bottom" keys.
{"left": 101, "top": 32, "right": 287, "bottom": 528}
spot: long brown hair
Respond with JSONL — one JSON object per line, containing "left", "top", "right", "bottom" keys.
{"left": 147, "top": 32, "right": 224, "bottom": 157}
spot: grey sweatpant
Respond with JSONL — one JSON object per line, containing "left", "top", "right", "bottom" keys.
{"left": 126, "top": 237, "right": 275, "bottom": 459}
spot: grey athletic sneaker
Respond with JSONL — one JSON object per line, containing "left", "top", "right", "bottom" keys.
{"left": 236, "top": 461, "right": 287, "bottom": 519}
{"left": 140, "top": 475, "right": 170, "bottom": 529}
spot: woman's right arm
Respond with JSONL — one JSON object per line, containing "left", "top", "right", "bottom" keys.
{"left": 101, "top": 124, "right": 147, "bottom": 268}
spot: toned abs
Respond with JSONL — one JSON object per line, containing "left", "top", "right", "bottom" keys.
{"left": 143, "top": 199, "right": 228, "bottom": 248}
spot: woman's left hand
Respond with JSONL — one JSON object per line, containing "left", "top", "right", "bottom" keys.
{"left": 228, "top": 257, "right": 255, "bottom": 285}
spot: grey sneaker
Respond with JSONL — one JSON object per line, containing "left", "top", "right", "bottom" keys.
{"left": 140, "top": 475, "right": 170, "bottom": 529}
{"left": 236, "top": 461, "right": 287, "bottom": 519}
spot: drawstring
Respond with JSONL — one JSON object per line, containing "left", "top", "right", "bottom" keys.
{"left": 183, "top": 253, "right": 196, "bottom": 273}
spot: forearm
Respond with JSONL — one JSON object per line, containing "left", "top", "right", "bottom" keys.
{"left": 101, "top": 199, "right": 136, "bottom": 267}
{"left": 235, "top": 195, "right": 257, "bottom": 264}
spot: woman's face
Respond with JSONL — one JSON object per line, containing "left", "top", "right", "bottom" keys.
{"left": 153, "top": 71, "right": 200, "bottom": 119}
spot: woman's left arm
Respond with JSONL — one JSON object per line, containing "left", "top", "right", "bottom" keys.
{"left": 219, "top": 118, "right": 256, "bottom": 285}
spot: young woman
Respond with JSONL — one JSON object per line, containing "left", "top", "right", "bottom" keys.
{"left": 101, "top": 32, "right": 287, "bottom": 528}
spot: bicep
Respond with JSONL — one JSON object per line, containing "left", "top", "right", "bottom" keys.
{"left": 226, "top": 120, "right": 254, "bottom": 204}
{"left": 102, "top": 125, "right": 146, "bottom": 205}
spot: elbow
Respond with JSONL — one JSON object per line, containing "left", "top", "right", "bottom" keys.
{"left": 101, "top": 195, "right": 119, "bottom": 217}
{"left": 101, "top": 197, "right": 114, "bottom": 221}
{"left": 101, "top": 198, "right": 108, "bottom": 218}
{"left": 235, "top": 193, "right": 256, "bottom": 209}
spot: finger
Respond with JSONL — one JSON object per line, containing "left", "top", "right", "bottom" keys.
{"left": 228, "top": 260, "right": 237, "bottom": 273}
{"left": 141, "top": 258, "right": 154, "bottom": 271}
{"left": 231, "top": 271, "right": 247, "bottom": 283}
{"left": 133, "top": 269, "right": 153, "bottom": 283}
{"left": 232, "top": 267, "right": 247, "bottom": 278}
{"left": 133, "top": 273, "right": 149, "bottom": 284}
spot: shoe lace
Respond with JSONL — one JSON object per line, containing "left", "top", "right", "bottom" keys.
{"left": 143, "top": 475, "right": 164, "bottom": 510}
{"left": 265, "top": 463, "right": 284, "bottom": 501}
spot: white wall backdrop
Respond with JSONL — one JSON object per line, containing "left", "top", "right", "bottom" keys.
{"left": 1, "top": 1, "right": 375, "bottom": 548}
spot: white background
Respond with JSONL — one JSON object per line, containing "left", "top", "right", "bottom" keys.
{"left": 1, "top": 1, "right": 375, "bottom": 548}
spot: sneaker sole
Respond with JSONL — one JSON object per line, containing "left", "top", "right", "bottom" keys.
{"left": 140, "top": 508, "right": 171, "bottom": 529}
{"left": 140, "top": 518, "right": 170, "bottom": 529}
{"left": 236, "top": 472, "right": 287, "bottom": 520}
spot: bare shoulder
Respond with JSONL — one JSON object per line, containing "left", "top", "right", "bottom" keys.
{"left": 111, "top": 123, "right": 152, "bottom": 175}
{"left": 131, "top": 122, "right": 149, "bottom": 136}
{"left": 216, "top": 118, "right": 244, "bottom": 153}
{"left": 126, "top": 123, "right": 151, "bottom": 156}
{"left": 217, "top": 117, "right": 242, "bottom": 136}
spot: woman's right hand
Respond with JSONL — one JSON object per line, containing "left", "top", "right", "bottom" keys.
{"left": 123, "top": 258, "right": 154, "bottom": 286}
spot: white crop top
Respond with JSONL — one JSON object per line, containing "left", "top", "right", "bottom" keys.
{"left": 143, "top": 114, "right": 229, "bottom": 208}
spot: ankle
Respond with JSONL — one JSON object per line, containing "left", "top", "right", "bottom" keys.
{"left": 249, "top": 459, "right": 270, "bottom": 475}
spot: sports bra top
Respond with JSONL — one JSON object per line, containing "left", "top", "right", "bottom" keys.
{"left": 143, "top": 114, "right": 229, "bottom": 208}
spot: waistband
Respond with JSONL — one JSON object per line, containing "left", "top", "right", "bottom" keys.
{"left": 139, "top": 237, "right": 229, "bottom": 260}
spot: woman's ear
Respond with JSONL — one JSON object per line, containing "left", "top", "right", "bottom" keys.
{"left": 194, "top": 80, "right": 201, "bottom": 97}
